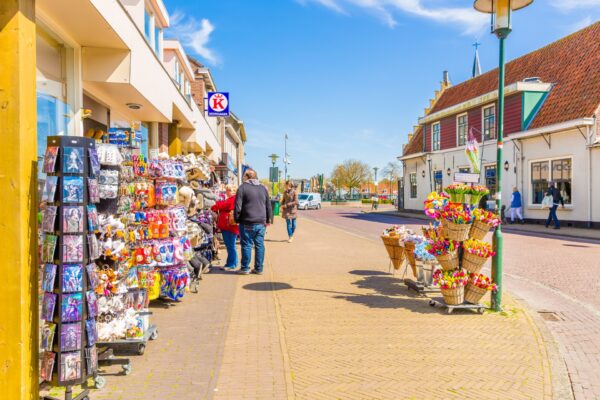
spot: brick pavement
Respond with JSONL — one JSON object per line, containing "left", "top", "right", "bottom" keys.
{"left": 305, "top": 206, "right": 600, "bottom": 400}
{"left": 266, "top": 216, "right": 556, "bottom": 400}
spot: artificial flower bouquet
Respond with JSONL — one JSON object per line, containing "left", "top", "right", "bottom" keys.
{"left": 467, "top": 185, "right": 490, "bottom": 205}
{"left": 422, "top": 223, "right": 444, "bottom": 241}
{"left": 440, "top": 206, "right": 473, "bottom": 241}
{"left": 444, "top": 184, "right": 470, "bottom": 204}
{"left": 433, "top": 269, "right": 468, "bottom": 305}
{"left": 470, "top": 208, "right": 501, "bottom": 240}
{"left": 424, "top": 191, "right": 449, "bottom": 219}
{"left": 462, "top": 238, "right": 496, "bottom": 274}
{"left": 465, "top": 273, "right": 497, "bottom": 304}
{"left": 381, "top": 226, "right": 409, "bottom": 270}
{"left": 382, "top": 225, "right": 411, "bottom": 238}
{"left": 426, "top": 238, "right": 460, "bottom": 270}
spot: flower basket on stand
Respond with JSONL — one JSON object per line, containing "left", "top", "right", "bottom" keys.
{"left": 469, "top": 220, "right": 492, "bottom": 240}
{"left": 467, "top": 185, "right": 490, "bottom": 206}
{"left": 381, "top": 235, "right": 405, "bottom": 270}
{"left": 436, "top": 251, "right": 460, "bottom": 271}
{"left": 465, "top": 273, "right": 497, "bottom": 304}
{"left": 441, "top": 219, "right": 471, "bottom": 242}
{"left": 441, "top": 287, "right": 465, "bottom": 305}
{"left": 404, "top": 241, "right": 417, "bottom": 275}
{"left": 470, "top": 209, "right": 501, "bottom": 240}
{"left": 462, "top": 239, "right": 495, "bottom": 274}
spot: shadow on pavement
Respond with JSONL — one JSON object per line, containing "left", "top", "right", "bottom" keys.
{"left": 349, "top": 269, "right": 389, "bottom": 276}
{"left": 243, "top": 282, "right": 293, "bottom": 291}
{"left": 335, "top": 294, "right": 437, "bottom": 313}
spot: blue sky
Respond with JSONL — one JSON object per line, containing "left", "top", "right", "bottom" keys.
{"left": 163, "top": 0, "right": 599, "bottom": 180}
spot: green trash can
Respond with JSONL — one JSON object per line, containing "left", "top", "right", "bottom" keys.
{"left": 272, "top": 200, "right": 281, "bottom": 217}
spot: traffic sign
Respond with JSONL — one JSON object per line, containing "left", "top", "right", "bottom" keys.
{"left": 207, "top": 92, "right": 230, "bottom": 117}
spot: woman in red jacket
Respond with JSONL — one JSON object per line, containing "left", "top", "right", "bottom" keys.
{"left": 211, "top": 185, "right": 240, "bottom": 270}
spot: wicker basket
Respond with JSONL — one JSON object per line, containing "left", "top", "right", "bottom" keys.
{"left": 465, "top": 283, "right": 488, "bottom": 304}
{"left": 404, "top": 241, "right": 417, "bottom": 276}
{"left": 435, "top": 251, "right": 459, "bottom": 271}
{"left": 441, "top": 286, "right": 465, "bottom": 305}
{"left": 469, "top": 220, "right": 492, "bottom": 240}
{"left": 462, "top": 251, "right": 488, "bottom": 274}
{"left": 381, "top": 235, "right": 406, "bottom": 270}
{"left": 441, "top": 219, "right": 471, "bottom": 242}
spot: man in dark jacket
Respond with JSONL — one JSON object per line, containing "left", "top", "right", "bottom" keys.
{"left": 234, "top": 169, "right": 272, "bottom": 274}
{"left": 545, "top": 182, "right": 565, "bottom": 229}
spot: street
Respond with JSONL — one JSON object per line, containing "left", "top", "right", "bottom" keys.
{"left": 302, "top": 205, "right": 600, "bottom": 400}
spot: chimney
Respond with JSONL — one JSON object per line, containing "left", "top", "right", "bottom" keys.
{"left": 443, "top": 70, "right": 450, "bottom": 86}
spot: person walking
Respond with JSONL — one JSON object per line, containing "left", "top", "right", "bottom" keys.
{"left": 234, "top": 170, "right": 272, "bottom": 275}
{"left": 281, "top": 181, "right": 299, "bottom": 243}
{"left": 211, "top": 184, "right": 239, "bottom": 271}
{"left": 545, "top": 182, "right": 564, "bottom": 229}
{"left": 509, "top": 187, "right": 524, "bottom": 224}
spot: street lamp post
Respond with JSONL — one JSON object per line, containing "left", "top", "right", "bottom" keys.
{"left": 473, "top": 0, "right": 534, "bottom": 312}
{"left": 373, "top": 167, "right": 379, "bottom": 199}
{"left": 268, "top": 153, "right": 280, "bottom": 196}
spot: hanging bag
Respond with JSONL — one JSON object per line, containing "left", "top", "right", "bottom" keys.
{"left": 227, "top": 211, "right": 238, "bottom": 227}
{"left": 541, "top": 195, "right": 553, "bottom": 209}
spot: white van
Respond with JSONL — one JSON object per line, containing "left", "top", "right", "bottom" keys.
{"left": 298, "top": 193, "right": 322, "bottom": 210}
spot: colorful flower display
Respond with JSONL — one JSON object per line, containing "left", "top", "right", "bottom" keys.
{"left": 471, "top": 208, "right": 501, "bottom": 227}
{"left": 425, "top": 239, "right": 460, "bottom": 256}
{"left": 444, "top": 184, "right": 470, "bottom": 203}
{"left": 440, "top": 206, "right": 473, "bottom": 225}
{"left": 433, "top": 269, "right": 468, "bottom": 289}
{"left": 468, "top": 273, "right": 498, "bottom": 291}
{"left": 423, "top": 192, "right": 449, "bottom": 219}
{"left": 463, "top": 238, "right": 496, "bottom": 258}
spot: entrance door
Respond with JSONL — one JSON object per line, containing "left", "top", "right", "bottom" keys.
{"left": 398, "top": 178, "right": 404, "bottom": 210}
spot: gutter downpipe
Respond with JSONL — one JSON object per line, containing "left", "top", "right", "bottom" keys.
{"left": 588, "top": 123, "right": 594, "bottom": 228}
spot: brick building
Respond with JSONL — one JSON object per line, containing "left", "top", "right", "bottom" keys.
{"left": 399, "top": 22, "right": 600, "bottom": 227}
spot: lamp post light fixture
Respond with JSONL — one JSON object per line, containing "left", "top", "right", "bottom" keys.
{"left": 504, "top": 161, "right": 509, "bottom": 171}
{"left": 447, "top": 168, "right": 452, "bottom": 177}
{"left": 421, "top": 170, "right": 426, "bottom": 178}
{"left": 473, "top": 0, "right": 534, "bottom": 312}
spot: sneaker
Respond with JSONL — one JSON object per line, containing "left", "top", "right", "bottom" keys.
{"left": 223, "top": 265, "right": 237, "bottom": 271}
{"left": 237, "top": 269, "right": 251, "bottom": 275}
{"left": 288, "top": 237, "right": 294, "bottom": 243}
{"left": 554, "top": 226, "right": 561, "bottom": 230}
{"left": 251, "top": 270, "right": 263, "bottom": 275}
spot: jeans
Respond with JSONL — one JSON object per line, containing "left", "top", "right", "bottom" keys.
{"left": 286, "top": 218, "right": 297, "bottom": 238}
{"left": 221, "top": 230, "right": 238, "bottom": 268}
{"left": 546, "top": 205, "right": 560, "bottom": 228}
{"left": 240, "top": 224, "right": 266, "bottom": 272}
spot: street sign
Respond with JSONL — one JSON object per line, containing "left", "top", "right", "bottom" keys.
{"left": 269, "top": 167, "right": 279, "bottom": 183}
{"left": 454, "top": 172, "right": 480, "bottom": 183}
{"left": 207, "top": 92, "right": 230, "bottom": 117}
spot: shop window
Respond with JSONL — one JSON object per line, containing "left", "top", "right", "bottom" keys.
{"left": 551, "top": 159, "right": 572, "bottom": 204}
{"left": 457, "top": 113, "right": 468, "bottom": 146}
{"left": 484, "top": 165, "right": 496, "bottom": 194}
{"left": 433, "top": 170, "right": 443, "bottom": 193}
{"left": 531, "top": 158, "right": 571, "bottom": 205}
{"left": 409, "top": 173, "right": 417, "bottom": 198}
{"left": 483, "top": 105, "right": 496, "bottom": 141}
{"left": 432, "top": 122, "right": 440, "bottom": 151}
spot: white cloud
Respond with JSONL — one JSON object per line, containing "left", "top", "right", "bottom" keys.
{"left": 169, "top": 11, "right": 219, "bottom": 65}
{"left": 569, "top": 15, "right": 594, "bottom": 32}
{"left": 297, "top": 0, "right": 488, "bottom": 34}
{"left": 551, "top": 0, "right": 600, "bottom": 11}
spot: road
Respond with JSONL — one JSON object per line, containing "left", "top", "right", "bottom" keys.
{"left": 301, "top": 205, "right": 600, "bottom": 400}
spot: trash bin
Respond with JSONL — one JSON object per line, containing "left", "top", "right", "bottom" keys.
{"left": 270, "top": 199, "right": 280, "bottom": 224}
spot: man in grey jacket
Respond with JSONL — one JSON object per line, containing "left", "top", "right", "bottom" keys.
{"left": 234, "top": 170, "right": 272, "bottom": 274}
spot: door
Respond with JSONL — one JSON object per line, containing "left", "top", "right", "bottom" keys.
{"left": 308, "top": 195, "right": 314, "bottom": 208}
{"left": 398, "top": 178, "right": 404, "bottom": 210}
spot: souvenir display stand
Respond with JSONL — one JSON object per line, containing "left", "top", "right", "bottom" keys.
{"left": 40, "top": 136, "right": 98, "bottom": 400}
{"left": 423, "top": 189, "right": 499, "bottom": 314}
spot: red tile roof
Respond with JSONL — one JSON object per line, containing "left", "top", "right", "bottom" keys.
{"left": 403, "top": 21, "right": 600, "bottom": 155}
{"left": 403, "top": 125, "right": 423, "bottom": 156}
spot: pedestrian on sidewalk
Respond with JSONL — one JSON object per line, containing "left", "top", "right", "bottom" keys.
{"left": 545, "top": 182, "right": 564, "bottom": 229}
{"left": 281, "top": 181, "right": 299, "bottom": 243}
{"left": 509, "top": 187, "right": 524, "bottom": 224}
{"left": 371, "top": 195, "right": 379, "bottom": 211}
{"left": 234, "top": 170, "right": 272, "bottom": 275}
{"left": 211, "top": 184, "right": 240, "bottom": 271}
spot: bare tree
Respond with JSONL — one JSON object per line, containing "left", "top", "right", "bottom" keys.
{"left": 382, "top": 162, "right": 402, "bottom": 181}
{"left": 330, "top": 159, "right": 371, "bottom": 197}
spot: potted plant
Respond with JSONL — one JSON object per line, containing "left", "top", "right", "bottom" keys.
{"left": 465, "top": 273, "right": 497, "bottom": 304}
{"left": 433, "top": 269, "right": 468, "bottom": 305}
{"left": 425, "top": 239, "right": 460, "bottom": 271}
{"left": 462, "top": 238, "right": 496, "bottom": 274}
{"left": 470, "top": 209, "right": 501, "bottom": 240}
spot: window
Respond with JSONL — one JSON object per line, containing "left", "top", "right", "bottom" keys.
{"left": 458, "top": 167, "right": 471, "bottom": 173}
{"left": 531, "top": 158, "right": 571, "bottom": 205}
{"left": 457, "top": 113, "right": 468, "bottom": 146}
{"left": 144, "top": 9, "right": 152, "bottom": 44}
{"left": 409, "top": 173, "right": 417, "bottom": 198}
{"left": 432, "top": 122, "right": 440, "bottom": 151}
{"left": 433, "top": 170, "right": 443, "bottom": 193}
{"left": 531, "top": 161, "right": 549, "bottom": 204}
{"left": 483, "top": 105, "right": 496, "bottom": 141}
{"left": 552, "top": 159, "right": 572, "bottom": 204}
{"left": 154, "top": 27, "right": 161, "bottom": 54}
{"left": 484, "top": 165, "right": 496, "bottom": 194}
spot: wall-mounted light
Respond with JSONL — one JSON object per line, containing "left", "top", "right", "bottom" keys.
{"left": 504, "top": 160, "right": 509, "bottom": 171}
{"left": 421, "top": 170, "right": 426, "bottom": 178}
{"left": 126, "top": 103, "right": 142, "bottom": 110}
{"left": 447, "top": 168, "right": 452, "bottom": 176}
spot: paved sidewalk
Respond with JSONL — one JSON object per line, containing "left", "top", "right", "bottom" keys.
{"left": 86, "top": 216, "right": 568, "bottom": 399}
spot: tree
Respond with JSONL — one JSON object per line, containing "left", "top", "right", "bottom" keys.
{"left": 381, "top": 161, "right": 402, "bottom": 196}
{"left": 330, "top": 159, "right": 371, "bottom": 197}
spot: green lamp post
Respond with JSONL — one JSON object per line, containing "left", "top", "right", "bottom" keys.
{"left": 268, "top": 153, "right": 280, "bottom": 196}
{"left": 473, "top": 0, "right": 534, "bottom": 311}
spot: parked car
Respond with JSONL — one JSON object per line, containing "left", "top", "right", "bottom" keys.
{"left": 298, "top": 193, "right": 322, "bottom": 210}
